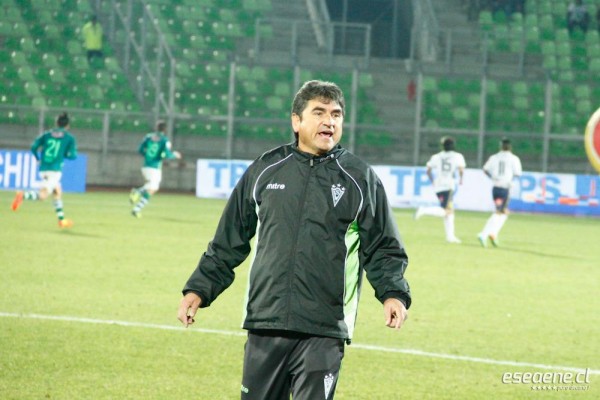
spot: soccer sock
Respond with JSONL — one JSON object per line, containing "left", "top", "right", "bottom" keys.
{"left": 133, "top": 191, "right": 151, "bottom": 213}
{"left": 444, "top": 213, "right": 455, "bottom": 239}
{"left": 481, "top": 214, "right": 496, "bottom": 236}
{"left": 420, "top": 206, "right": 447, "bottom": 217}
{"left": 24, "top": 191, "right": 39, "bottom": 200}
{"left": 54, "top": 199, "right": 65, "bottom": 221}
{"left": 493, "top": 214, "right": 508, "bottom": 237}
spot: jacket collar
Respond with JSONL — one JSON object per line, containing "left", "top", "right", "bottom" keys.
{"left": 290, "top": 141, "right": 345, "bottom": 164}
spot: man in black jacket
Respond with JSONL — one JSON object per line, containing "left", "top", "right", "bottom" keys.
{"left": 178, "top": 80, "right": 411, "bottom": 400}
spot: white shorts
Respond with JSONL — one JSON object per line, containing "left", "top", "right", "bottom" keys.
{"left": 142, "top": 167, "right": 162, "bottom": 191}
{"left": 39, "top": 171, "right": 62, "bottom": 193}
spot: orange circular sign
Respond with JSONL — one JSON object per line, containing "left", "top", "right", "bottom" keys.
{"left": 585, "top": 108, "right": 600, "bottom": 173}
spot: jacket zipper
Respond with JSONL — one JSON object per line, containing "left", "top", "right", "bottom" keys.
{"left": 286, "top": 157, "right": 315, "bottom": 327}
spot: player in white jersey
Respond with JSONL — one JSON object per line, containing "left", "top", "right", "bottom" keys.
{"left": 478, "top": 138, "right": 522, "bottom": 247}
{"left": 415, "top": 136, "right": 466, "bottom": 243}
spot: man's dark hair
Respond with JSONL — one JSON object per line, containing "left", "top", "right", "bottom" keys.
{"left": 291, "top": 80, "right": 345, "bottom": 118}
{"left": 441, "top": 136, "right": 455, "bottom": 151}
{"left": 501, "top": 137, "right": 512, "bottom": 151}
{"left": 56, "top": 112, "right": 69, "bottom": 128}
{"left": 156, "top": 120, "right": 167, "bottom": 132}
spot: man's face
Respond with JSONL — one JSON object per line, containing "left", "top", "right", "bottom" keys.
{"left": 292, "top": 98, "right": 343, "bottom": 156}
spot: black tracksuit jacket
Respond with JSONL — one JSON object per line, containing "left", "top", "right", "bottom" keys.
{"left": 183, "top": 142, "right": 411, "bottom": 341}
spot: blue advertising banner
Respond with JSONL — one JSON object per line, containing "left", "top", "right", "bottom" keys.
{"left": 510, "top": 172, "right": 600, "bottom": 216}
{"left": 196, "top": 158, "right": 600, "bottom": 217}
{"left": 0, "top": 149, "right": 87, "bottom": 193}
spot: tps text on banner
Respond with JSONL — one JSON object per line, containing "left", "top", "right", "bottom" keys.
{"left": 196, "top": 159, "right": 600, "bottom": 217}
{"left": 0, "top": 149, "right": 88, "bottom": 193}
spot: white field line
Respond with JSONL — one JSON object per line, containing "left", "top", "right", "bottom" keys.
{"left": 1, "top": 311, "right": 598, "bottom": 375}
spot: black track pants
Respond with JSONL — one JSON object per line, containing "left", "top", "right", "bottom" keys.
{"left": 240, "top": 330, "right": 345, "bottom": 400}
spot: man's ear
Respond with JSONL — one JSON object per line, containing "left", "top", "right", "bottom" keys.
{"left": 291, "top": 113, "right": 301, "bottom": 132}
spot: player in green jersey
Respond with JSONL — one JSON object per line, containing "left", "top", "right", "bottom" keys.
{"left": 130, "top": 120, "right": 181, "bottom": 218}
{"left": 11, "top": 112, "right": 78, "bottom": 228}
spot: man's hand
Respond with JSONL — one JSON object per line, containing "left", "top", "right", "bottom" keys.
{"left": 177, "top": 292, "right": 202, "bottom": 327}
{"left": 383, "top": 298, "right": 408, "bottom": 330}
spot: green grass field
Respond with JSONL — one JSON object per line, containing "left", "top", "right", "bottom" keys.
{"left": 1, "top": 190, "right": 598, "bottom": 399}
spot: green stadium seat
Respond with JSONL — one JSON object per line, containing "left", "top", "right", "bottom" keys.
{"left": 266, "top": 96, "right": 284, "bottom": 111}
{"left": 87, "top": 85, "right": 104, "bottom": 101}
{"left": 478, "top": 10, "right": 494, "bottom": 31}
{"left": 555, "top": 29, "right": 570, "bottom": 43}
{"left": 451, "top": 107, "right": 471, "bottom": 127}
{"left": 541, "top": 41, "right": 556, "bottom": 56}
{"left": 576, "top": 100, "right": 592, "bottom": 115}
{"left": 555, "top": 42, "right": 571, "bottom": 57}
{"left": 24, "top": 81, "right": 41, "bottom": 97}
{"left": 585, "top": 30, "right": 600, "bottom": 46}
{"left": 10, "top": 51, "right": 28, "bottom": 66}
{"left": 542, "top": 55, "right": 557, "bottom": 69}
{"left": 525, "top": 24, "right": 540, "bottom": 44}
{"left": 485, "top": 79, "right": 498, "bottom": 95}
{"left": 509, "top": 28, "right": 524, "bottom": 52}
{"left": 358, "top": 72, "right": 374, "bottom": 88}
{"left": 18, "top": 66, "right": 35, "bottom": 81}
{"left": 589, "top": 58, "right": 600, "bottom": 73}
{"left": 510, "top": 12, "right": 523, "bottom": 27}
{"left": 557, "top": 70, "right": 575, "bottom": 82}
{"left": 557, "top": 56, "right": 572, "bottom": 70}
{"left": 511, "top": 81, "right": 528, "bottom": 96}
{"left": 575, "top": 85, "right": 591, "bottom": 100}
{"left": 43, "top": 23, "right": 61, "bottom": 39}
{"left": 274, "top": 82, "right": 291, "bottom": 97}
{"left": 42, "top": 53, "right": 59, "bottom": 68}
{"left": 436, "top": 92, "right": 453, "bottom": 107}
{"left": 250, "top": 66, "right": 267, "bottom": 81}
{"left": 493, "top": 24, "right": 510, "bottom": 51}
{"left": 492, "top": 10, "right": 508, "bottom": 24}
{"left": 67, "top": 40, "right": 83, "bottom": 56}
{"left": 31, "top": 96, "right": 46, "bottom": 108}
{"left": 513, "top": 96, "right": 529, "bottom": 110}
{"left": 467, "top": 93, "right": 481, "bottom": 108}
{"left": 95, "top": 71, "right": 113, "bottom": 88}
{"left": 539, "top": 15, "right": 554, "bottom": 40}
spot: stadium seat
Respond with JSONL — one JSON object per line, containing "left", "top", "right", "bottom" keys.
{"left": 589, "top": 58, "right": 600, "bottom": 73}
{"left": 479, "top": 10, "right": 494, "bottom": 31}
{"left": 541, "top": 41, "right": 556, "bottom": 56}
{"left": 436, "top": 92, "right": 453, "bottom": 107}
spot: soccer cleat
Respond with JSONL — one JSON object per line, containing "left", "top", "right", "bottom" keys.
{"left": 58, "top": 219, "right": 74, "bottom": 228}
{"left": 447, "top": 236, "right": 462, "bottom": 244}
{"left": 414, "top": 207, "right": 424, "bottom": 220}
{"left": 489, "top": 235, "right": 499, "bottom": 247}
{"left": 129, "top": 188, "right": 141, "bottom": 205}
{"left": 131, "top": 210, "right": 142, "bottom": 218}
{"left": 477, "top": 234, "right": 488, "bottom": 248}
{"left": 11, "top": 191, "right": 24, "bottom": 211}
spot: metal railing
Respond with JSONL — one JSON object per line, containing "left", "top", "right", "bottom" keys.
{"left": 104, "top": 0, "right": 176, "bottom": 134}
{"left": 2, "top": 62, "right": 594, "bottom": 176}
{"left": 413, "top": 71, "right": 591, "bottom": 174}
{"left": 254, "top": 18, "right": 372, "bottom": 66}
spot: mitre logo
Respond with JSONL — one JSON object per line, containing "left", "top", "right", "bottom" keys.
{"left": 266, "top": 183, "right": 285, "bottom": 190}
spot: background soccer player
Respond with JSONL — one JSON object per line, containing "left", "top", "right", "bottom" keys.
{"left": 414, "top": 136, "right": 466, "bottom": 243}
{"left": 478, "top": 138, "right": 522, "bottom": 247}
{"left": 11, "top": 112, "right": 78, "bottom": 228}
{"left": 129, "top": 120, "right": 181, "bottom": 218}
